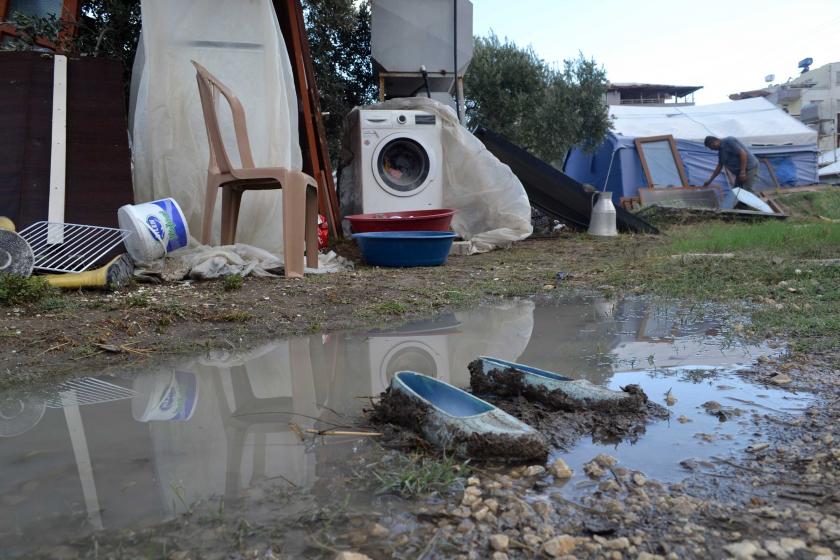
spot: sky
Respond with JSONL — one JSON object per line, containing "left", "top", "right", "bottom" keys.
{"left": 472, "top": 0, "right": 840, "bottom": 105}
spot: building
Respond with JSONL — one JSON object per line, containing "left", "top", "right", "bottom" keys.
{"left": 731, "top": 62, "right": 840, "bottom": 154}
{"left": 606, "top": 83, "right": 702, "bottom": 107}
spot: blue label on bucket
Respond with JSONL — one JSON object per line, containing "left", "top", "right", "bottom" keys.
{"left": 151, "top": 199, "right": 188, "bottom": 252}
{"left": 146, "top": 216, "right": 165, "bottom": 241}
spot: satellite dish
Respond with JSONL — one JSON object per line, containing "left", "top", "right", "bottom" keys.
{"left": 764, "top": 74, "right": 775, "bottom": 83}
{"left": 798, "top": 57, "right": 813, "bottom": 73}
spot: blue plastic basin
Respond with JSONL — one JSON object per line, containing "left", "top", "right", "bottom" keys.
{"left": 352, "top": 231, "right": 456, "bottom": 267}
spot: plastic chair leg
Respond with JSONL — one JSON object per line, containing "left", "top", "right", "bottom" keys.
{"left": 305, "top": 184, "right": 318, "bottom": 269}
{"left": 221, "top": 189, "right": 243, "bottom": 246}
{"left": 282, "top": 177, "right": 307, "bottom": 278}
{"left": 202, "top": 176, "right": 220, "bottom": 245}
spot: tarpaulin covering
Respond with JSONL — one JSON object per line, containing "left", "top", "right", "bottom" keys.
{"left": 340, "top": 97, "right": 532, "bottom": 254}
{"left": 129, "top": 0, "right": 300, "bottom": 254}
{"left": 565, "top": 98, "right": 819, "bottom": 201}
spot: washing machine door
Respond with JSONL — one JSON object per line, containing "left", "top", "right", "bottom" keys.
{"left": 379, "top": 340, "right": 440, "bottom": 389}
{"left": 371, "top": 132, "right": 437, "bottom": 197}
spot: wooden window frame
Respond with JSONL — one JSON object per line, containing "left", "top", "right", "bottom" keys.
{"left": 634, "top": 134, "right": 689, "bottom": 188}
{"left": 0, "top": 0, "right": 81, "bottom": 53}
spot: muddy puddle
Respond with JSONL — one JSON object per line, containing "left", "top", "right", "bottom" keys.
{"left": 0, "top": 296, "right": 809, "bottom": 557}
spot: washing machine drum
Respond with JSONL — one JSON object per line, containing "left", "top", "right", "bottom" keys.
{"left": 376, "top": 137, "right": 431, "bottom": 194}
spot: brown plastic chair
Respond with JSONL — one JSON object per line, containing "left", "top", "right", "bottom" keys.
{"left": 191, "top": 60, "right": 318, "bottom": 278}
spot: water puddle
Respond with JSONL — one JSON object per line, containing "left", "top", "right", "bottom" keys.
{"left": 0, "top": 296, "right": 806, "bottom": 556}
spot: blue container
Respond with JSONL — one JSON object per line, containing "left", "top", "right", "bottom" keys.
{"left": 353, "top": 231, "right": 456, "bottom": 267}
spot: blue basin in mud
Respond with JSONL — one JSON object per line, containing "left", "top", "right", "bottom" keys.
{"left": 352, "top": 231, "right": 456, "bottom": 267}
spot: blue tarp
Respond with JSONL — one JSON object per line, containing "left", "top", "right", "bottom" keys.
{"left": 564, "top": 133, "right": 819, "bottom": 204}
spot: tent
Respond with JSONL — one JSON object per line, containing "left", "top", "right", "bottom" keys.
{"left": 564, "top": 98, "right": 820, "bottom": 202}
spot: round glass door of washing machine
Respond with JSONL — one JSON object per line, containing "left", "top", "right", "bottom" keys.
{"left": 374, "top": 136, "right": 433, "bottom": 196}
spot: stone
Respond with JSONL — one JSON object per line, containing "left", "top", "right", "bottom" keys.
{"left": 473, "top": 506, "right": 490, "bottom": 521}
{"left": 489, "top": 534, "right": 509, "bottom": 552}
{"left": 543, "top": 284, "right": 555, "bottom": 291}
{"left": 524, "top": 465, "right": 546, "bottom": 477}
{"left": 467, "top": 476, "right": 481, "bottom": 486}
{"left": 549, "top": 458, "right": 573, "bottom": 479}
{"left": 723, "top": 541, "right": 762, "bottom": 559}
{"left": 604, "top": 537, "right": 630, "bottom": 550}
{"left": 334, "top": 553, "right": 372, "bottom": 560}
{"left": 523, "top": 534, "right": 542, "bottom": 548}
{"left": 491, "top": 553, "right": 509, "bottom": 560}
{"left": 632, "top": 473, "right": 646, "bottom": 486}
{"left": 484, "top": 498, "right": 500, "bottom": 514}
{"left": 542, "top": 535, "right": 577, "bottom": 557}
{"left": 593, "top": 454, "right": 618, "bottom": 467}
{"left": 369, "top": 523, "right": 389, "bottom": 538}
{"left": 583, "top": 461, "right": 606, "bottom": 479}
{"left": 677, "top": 415, "right": 692, "bottom": 424}
{"left": 769, "top": 374, "right": 793, "bottom": 385}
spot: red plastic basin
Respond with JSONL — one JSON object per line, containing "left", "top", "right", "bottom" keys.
{"left": 345, "top": 209, "right": 456, "bottom": 233}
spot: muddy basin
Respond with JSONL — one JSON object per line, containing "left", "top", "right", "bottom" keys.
{"left": 0, "top": 296, "right": 810, "bottom": 557}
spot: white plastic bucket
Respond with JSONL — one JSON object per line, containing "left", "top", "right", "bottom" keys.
{"left": 118, "top": 198, "right": 190, "bottom": 261}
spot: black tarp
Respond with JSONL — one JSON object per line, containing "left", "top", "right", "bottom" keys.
{"left": 474, "top": 127, "right": 659, "bottom": 234}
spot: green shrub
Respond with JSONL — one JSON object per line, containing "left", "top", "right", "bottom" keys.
{"left": 0, "top": 274, "right": 54, "bottom": 306}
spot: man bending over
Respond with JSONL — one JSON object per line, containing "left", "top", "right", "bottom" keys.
{"left": 702, "top": 135, "right": 759, "bottom": 191}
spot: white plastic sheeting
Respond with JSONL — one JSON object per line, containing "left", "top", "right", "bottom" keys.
{"left": 610, "top": 98, "right": 817, "bottom": 146}
{"left": 129, "top": 0, "right": 301, "bottom": 254}
{"left": 340, "top": 97, "right": 532, "bottom": 254}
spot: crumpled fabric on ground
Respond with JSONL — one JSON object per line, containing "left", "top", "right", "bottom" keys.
{"left": 133, "top": 242, "right": 353, "bottom": 283}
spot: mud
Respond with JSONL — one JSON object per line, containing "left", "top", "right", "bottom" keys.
{"left": 486, "top": 393, "right": 670, "bottom": 450}
{"left": 369, "top": 386, "right": 549, "bottom": 463}
{"left": 468, "top": 360, "right": 649, "bottom": 413}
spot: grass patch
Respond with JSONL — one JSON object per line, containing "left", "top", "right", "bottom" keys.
{"left": 604, "top": 220, "right": 840, "bottom": 352}
{"left": 123, "top": 293, "right": 151, "bottom": 308}
{"left": 361, "top": 452, "right": 470, "bottom": 498}
{"left": 222, "top": 274, "right": 244, "bottom": 292}
{"left": 663, "top": 221, "right": 840, "bottom": 259}
{"left": 0, "top": 274, "right": 55, "bottom": 306}
{"left": 774, "top": 189, "right": 840, "bottom": 220}
{"left": 217, "top": 309, "right": 253, "bottom": 322}
{"left": 373, "top": 300, "right": 408, "bottom": 315}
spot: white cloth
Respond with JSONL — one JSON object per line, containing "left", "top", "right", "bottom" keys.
{"left": 340, "top": 97, "right": 533, "bottom": 254}
{"left": 129, "top": 0, "right": 301, "bottom": 254}
{"left": 134, "top": 244, "right": 353, "bottom": 282}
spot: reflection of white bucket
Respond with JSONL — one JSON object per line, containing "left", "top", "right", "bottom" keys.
{"left": 118, "top": 198, "right": 189, "bottom": 262}
{"left": 132, "top": 371, "right": 199, "bottom": 422}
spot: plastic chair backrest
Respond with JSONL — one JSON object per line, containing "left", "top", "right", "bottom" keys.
{"left": 191, "top": 60, "right": 256, "bottom": 174}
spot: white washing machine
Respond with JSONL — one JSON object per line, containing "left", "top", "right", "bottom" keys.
{"left": 354, "top": 109, "right": 444, "bottom": 213}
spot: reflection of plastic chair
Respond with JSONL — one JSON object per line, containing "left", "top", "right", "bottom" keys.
{"left": 191, "top": 61, "right": 318, "bottom": 277}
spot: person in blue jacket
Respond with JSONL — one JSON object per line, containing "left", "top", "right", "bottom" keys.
{"left": 702, "top": 135, "right": 759, "bottom": 191}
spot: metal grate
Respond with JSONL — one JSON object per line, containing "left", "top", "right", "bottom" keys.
{"left": 45, "top": 378, "right": 137, "bottom": 408}
{"left": 17, "top": 221, "right": 132, "bottom": 273}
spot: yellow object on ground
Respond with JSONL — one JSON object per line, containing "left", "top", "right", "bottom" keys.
{"left": 0, "top": 216, "right": 15, "bottom": 232}
{"left": 44, "top": 254, "right": 134, "bottom": 290}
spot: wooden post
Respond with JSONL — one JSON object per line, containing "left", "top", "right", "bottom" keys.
{"left": 273, "top": 0, "right": 342, "bottom": 240}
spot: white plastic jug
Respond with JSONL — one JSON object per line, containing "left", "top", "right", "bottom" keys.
{"left": 588, "top": 191, "right": 618, "bottom": 237}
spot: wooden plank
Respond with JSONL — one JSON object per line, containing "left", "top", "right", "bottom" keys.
{"left": 47, "top": 54, "right": 68, "bottom": 240}
{"left": 292, "top": 0, "right": 342, "bottom": 238}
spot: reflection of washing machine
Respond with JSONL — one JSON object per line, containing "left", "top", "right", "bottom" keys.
{"left": 354, "top": 109, "right": 444, "bottom": 213}
{"left": 367, "top": 316, "right": 460, "bottom": 393}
